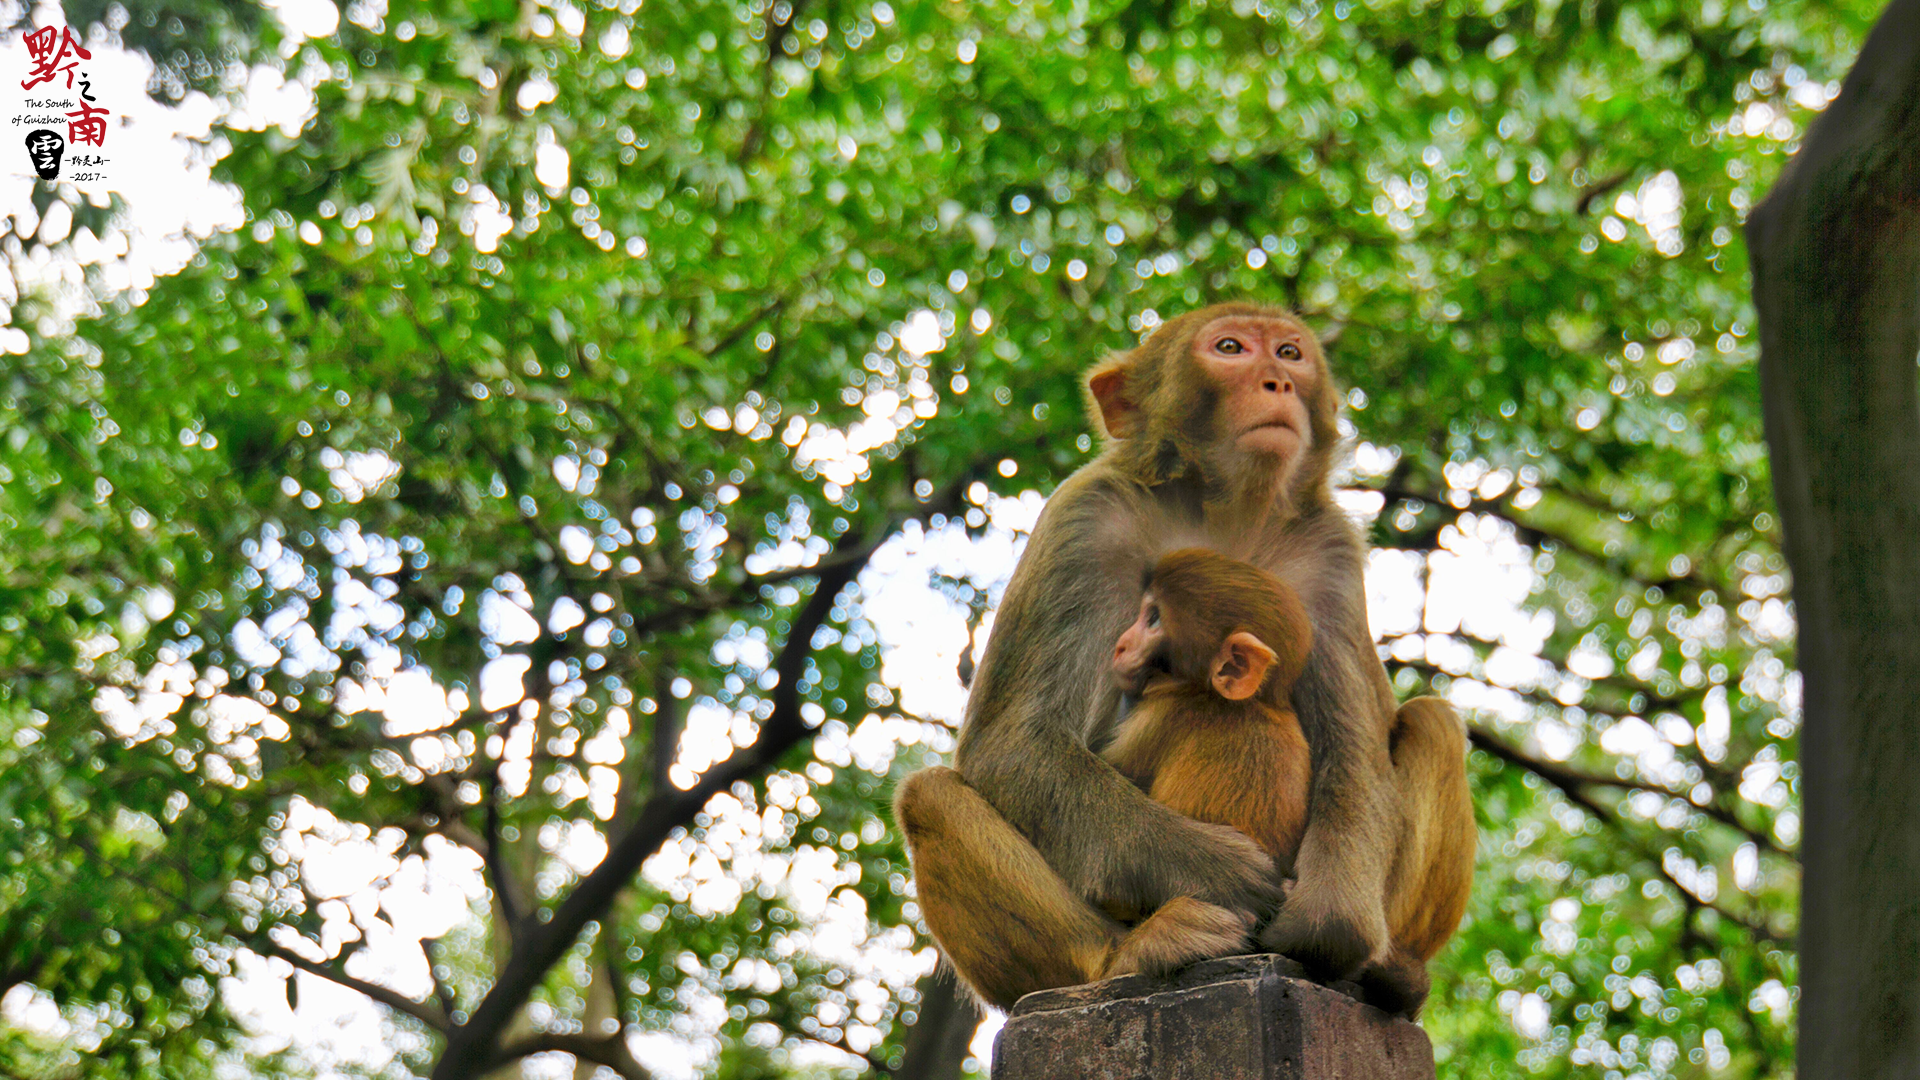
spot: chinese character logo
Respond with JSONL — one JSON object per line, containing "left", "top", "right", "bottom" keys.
{"left": 65, "top": 99, "right": 106, "bottom": 147}
{"left": 15, "top": 24, "right": 112, "bottom": 179}
{"left": 21, "top": 25, "right": 90, "bottom": 91}
{"left": 24, "top": 128, "right": 62, "bottom": 179}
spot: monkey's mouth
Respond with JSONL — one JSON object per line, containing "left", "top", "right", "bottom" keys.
{"left": 1243, "top": 419, "right": 1299, "bottom": 439}
{"left": 1112, "top": 654, "right": 1171, "bottom": 695}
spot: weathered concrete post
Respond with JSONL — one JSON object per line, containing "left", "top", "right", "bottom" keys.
{"left": 991, "top": 954, "right": 1435, "bottom": 1080}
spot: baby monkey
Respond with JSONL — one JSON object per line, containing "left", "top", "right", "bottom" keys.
{"left": 1094, "top": 547, "right": 1314, "bottom": 977}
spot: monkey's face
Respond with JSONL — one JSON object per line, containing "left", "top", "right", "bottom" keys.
{"left": 1189, "top": 314, "right": 1319, "bottom": 465}
{"left": 1111, "top": 589, "right": 1171, "bottom": 695}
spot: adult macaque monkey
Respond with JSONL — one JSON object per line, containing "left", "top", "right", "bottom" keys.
{"left": 895, "top": 303, "right": 1475, "bottom": 1013}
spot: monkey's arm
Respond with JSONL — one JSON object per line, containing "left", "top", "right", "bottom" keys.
{"left": 1258, "top": 605, "right": 1399, "bottom": 977}
{"left": 1099, "top": 693, "right": 1181, "bottom": 789}
{"left": 953, "top": 480, "right": 1281, "bottom": 920}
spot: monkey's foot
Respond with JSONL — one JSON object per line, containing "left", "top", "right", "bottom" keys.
{"left": 1105, "top": 897, "right": 1256, "bottom": 979}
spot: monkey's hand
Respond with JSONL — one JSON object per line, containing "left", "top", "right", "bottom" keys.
{"left": 1107, "top": 816, "right": 1282, "bottom": 924}
{"left": 1257, "top": 874, "right": 1387, "bottom": 980}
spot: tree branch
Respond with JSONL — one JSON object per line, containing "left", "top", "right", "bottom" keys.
{"left": 420, "top": 935, "right": 460, "bottom": 1022}
{"left": 700, "top": 295, "right": 789, "bottom": 358}
{"left": 1466, "top": 724, "right": 1791, "bottom": 860}
{"left": 1574, "top": 167, "right": 1636, "bottom": 216}
{"left": 1385, "top": 626, "right": 1712, "bottom": 748}
{"left": 430, "top": 457, "right": 983, "bottom": 1068}
{"left": 750, "top": 544, "right": 886, "bottom": 587}
{"left": 490, "top": 1031, "right": 654, "bottom": 1080}
{"left": 431, "top": 471, "right": 976, "bottom": 1079}
{"left": 482, "top": 760, "right": 525, "bottom": 936}
{"left": 650, "top": 666, "right": 683, "bottom": 795}
{"left": 437, "top": 550, "right": 862, "bottom": 1074}
{"left": 1654, "top": 858, "right": 1792, "bottom": 947}
{"left": 1373, "top": 482, "right": 1717, "bottom": 600}
{"left": 1468, "top": 731, "right": 1790, "bottom": 943}
{"left": 258, "top": 939, "right": 450, "bottom": 1033}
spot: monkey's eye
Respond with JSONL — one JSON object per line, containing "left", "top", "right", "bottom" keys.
{"left": 1277, "top": 342, "right": 1302, "bottom": 360}
{"left": 1214, "top": 337, "right": 1245, "bottom": 355}
{"left": 1144, "top": 605, "right": 1161, "bottom": 629}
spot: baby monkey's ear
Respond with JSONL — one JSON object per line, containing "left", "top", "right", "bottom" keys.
{"left": 1210, "top": 631, "right": 1277, "bottom": 701}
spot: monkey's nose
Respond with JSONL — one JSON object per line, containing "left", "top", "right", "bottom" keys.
{"left": 1263, "top": 378, "right": 1292, "bottom": 393}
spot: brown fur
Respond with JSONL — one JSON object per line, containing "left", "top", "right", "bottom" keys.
{"left": 1093, "top": 550, "right": 1313, "bottom": 971}
{"left": 1101, "top": 550, "right": 1316, "bottom": 887}
{"left": 895, "top": 304, "right": 1475, "bottom": 1014}
{"left": 1104, "top": 687, "right": 1313, "bottom": 878}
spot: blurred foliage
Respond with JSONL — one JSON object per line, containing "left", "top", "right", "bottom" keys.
{"left": 0, "top": 0, "right": 1886, "bottom": 1075}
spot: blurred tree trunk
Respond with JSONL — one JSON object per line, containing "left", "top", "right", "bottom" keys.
{"left": 896, "top": 972, "right": 981, "bottom": 1080}
{"left": 1746, "top": 0, "right": 1920, "bottom": 1075}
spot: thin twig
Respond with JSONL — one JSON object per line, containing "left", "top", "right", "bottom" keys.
{"left": 490, "top": 1031, "right": 654, "bottom": 1079}
{"left": 482, "top": 761, "right": 524, "bottom": 934}
{"left": 259, "top": 939, "right": 450, "bottom": 1033}
{"left": 1470, "top": 730, "right": 1792, "bottom": 943}
{"left": 420, "top": 935, "right": 461, "bottom": 1023}
{"left": 1466, "top": 723, "right": 1791, "bottom": 859}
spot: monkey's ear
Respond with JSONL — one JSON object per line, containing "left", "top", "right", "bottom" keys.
{"left": 1086, "top": 359, "right": 1140, "bottom": 439}
{"left": 1211, "top": 631, "right": 1277, "bottom": 701}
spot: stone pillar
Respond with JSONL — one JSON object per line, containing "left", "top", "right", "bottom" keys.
{"left": 991, "top": 954, "right": 1434, "bottom": 1080}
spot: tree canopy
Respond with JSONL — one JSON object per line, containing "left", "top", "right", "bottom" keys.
{"left": 0, "top": 0, "right": 1881, "bottom": 1076}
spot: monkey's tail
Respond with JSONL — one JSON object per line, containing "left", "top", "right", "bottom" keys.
{"left": 1385, "top": 697, "right": 1475, "bottom": 962}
